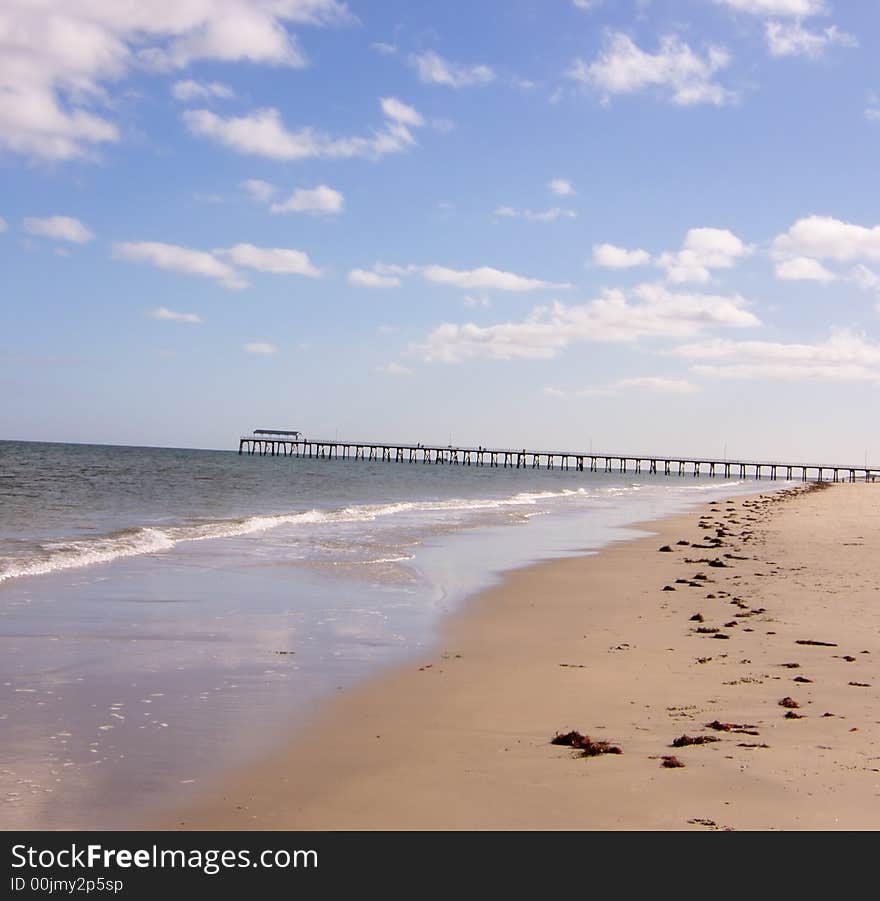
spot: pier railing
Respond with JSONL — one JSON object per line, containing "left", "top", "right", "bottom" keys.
{"left": 237, "top": 435, "right": 878, "bottom": 483}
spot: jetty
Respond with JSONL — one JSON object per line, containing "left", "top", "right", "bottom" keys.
{"left": 237, "top": 433, "right": 877, "bottom": 483}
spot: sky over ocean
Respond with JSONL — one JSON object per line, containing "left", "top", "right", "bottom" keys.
{"left": 1, "top": 0, "right": 879, "bottom": 463}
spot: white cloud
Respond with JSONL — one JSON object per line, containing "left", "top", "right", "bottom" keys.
{"left": 146, "top": 1, "right": 353, "bottom": 69}
{"left": 656, "top": 227, "right": 753, "bottom": 283}
{"left": 631, "top": 281, "right": 759, "bottom": 327}
{"left": 0, "top": 0, "right": 353, "bottom": 161}
{"left": 572, "top": 0, "right": 603, "bottom": 10}
{"left": 171, "top": 79, "right": 233, "bottom": 101}
{"left": 464, "top": 295, "right": 491, "bottom": 308}
{"left": 0, "top": 216, "right": 7, "bottom": 233}
{"left": 410, "top": 50, "right": 495, "bottom": 88}
{"left": 220, "top": 243, "right": 321, "bottom": 277}
{"left": 592, "top": 243, "right": 651, "bottom": 268}
{"left": 414, "top": 283, "right": 759, "bottom": 363}
{"left": 774, "top": 256, "right": 836, "bottom": 281}
{"left": 592, "top": 229, "right": 751, "bottom": 280}
{"left": 765, "top": 21, "right": 856, "bottom": 58}
{"left": 713, "top": 0, "right": 826, "bottom": 16}
{"left": 114, "top": 241, "right": 247, "bottom": 290}
{"left": 348, "top": 268, "right": 401, "bottom": 288}
{"left": 773, "top": 215, "right": 880, "bottom": 262}
{"left": 244, "top": 342, "right": 278, "bottom": 356}
{"left": 569, "top": 32, "right": 734, "bottom": 106}
{"left": 380, "top": 96, "right": 424, "bottom": 127}
{"left": 118, "top": 240, "right": 322, "bottom": 287}
{"left": 851, "top": 264, "right": 880, "bottom": 293}
{"left": 422, "top": 265, "right": 571, "bottom": 293}
{"left": 376, "top": 362, "right": 412, "bottom": 375}
{"left": 370, "top": 42, "right": 397, "bottom": 56}
{"left": 673, "top": 328, "right": 880, "bottom": 381}
{"left": 24, "top": 215, "right": 94, "bottom": 243}
{"left": 183, "top": 96, "right": 424, "bottom": 160}
{"left": 149, "top": 306, "right": 203, "bottom": 323}
{"left": 686, "top": 227, "right": 752, "bottom": 265}
{"left": 493, "top": 206, "right": 577, "bottom": 222}
{"left": 350, "top": 261, "right": 569, "bottom": 293}
{"left": 654, "top": 255, "right": 707, "bottom": 284}
{"left": 348, "top": 262, "right": 414, "bottom": 287}
{"left": 270, "top": 184, "right": 344, "bottom": 215}
{"left": 240, "top": 178, "right": 277, "bottom": 202}
{"left": 417, "top": 320, "right": 566, "bottom": 362}
{"left": 183, "top": 108, "right": 317, "bottom": 160}
{"left": 376, "top": 263, "right": 415, "bottom": 277}
{"left": 549, "top": 179, "right": 574, "bottom": 196}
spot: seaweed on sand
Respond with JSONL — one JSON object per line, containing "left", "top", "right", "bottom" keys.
{"left": 661, "top": 756, "right": 685, "bottom": 768}
{"left": 551, "top": 731, "right": 622, "bottom": 757}
{"left": 705, "top": 720, "right": 758, "bottom": 735}
{"left": 671, "top": 734, "right": 720, "bottom": 748}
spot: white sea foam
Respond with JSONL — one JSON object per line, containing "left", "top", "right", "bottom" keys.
{"left": 0, "top": 528, "right": 177, "bottom": 583}
{"left": 0, "top": 486, "right": 593, "bottom": 584}
{"left": 0, "top": 478, "right": 774, "bottom": 585}
{"left": 331, "top": 555, "right": 416, "bottom": 566}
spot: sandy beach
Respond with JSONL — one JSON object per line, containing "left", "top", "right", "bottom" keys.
{"left": 164, "top": 482, "right": 880, "bottom": 831}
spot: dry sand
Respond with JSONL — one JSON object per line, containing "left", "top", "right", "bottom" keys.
{"left": 165, "top": 482, "right": 880, "bottom": 830}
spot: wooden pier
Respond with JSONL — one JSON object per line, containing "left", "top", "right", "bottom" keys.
{"left": 237, "top": 434, "right": 877, "bottom": 483}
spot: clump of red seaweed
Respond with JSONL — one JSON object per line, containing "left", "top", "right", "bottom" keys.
{"left": 671, "top": 734, "right": 720, "bottom": 747}
{"left": 705, "top": 720, "right": 759, "bottom": 735}
{"left": 551, "top": 731, "right": 622, "bottom": 757}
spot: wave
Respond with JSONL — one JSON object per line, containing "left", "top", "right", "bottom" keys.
{"left": 1, "top": 478, "right": 771, "bottom": 585}
{"left": 0, "top": 487, "right": 594, "bottom": 584}
{"left": 0, "top": 527, "right": 177, "bottom": 583}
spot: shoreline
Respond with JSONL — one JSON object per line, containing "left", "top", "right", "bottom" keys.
{"left": 160, "top": 480, "right": 880, "bottom": 830}
{"left": 0, "top": 470, "right": 771, "bottom": 832}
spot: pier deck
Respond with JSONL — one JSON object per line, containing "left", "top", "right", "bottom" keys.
{"left": 237, "top": 436, "right": 877, "bottom": 483}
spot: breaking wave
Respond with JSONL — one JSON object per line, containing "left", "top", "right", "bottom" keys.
{"left": 0, "top": 488, "right": 593, "bottom": 583}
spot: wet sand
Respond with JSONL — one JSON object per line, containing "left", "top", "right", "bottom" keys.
{"left": 166, "top": 482, "right": 880, "bottom": 830}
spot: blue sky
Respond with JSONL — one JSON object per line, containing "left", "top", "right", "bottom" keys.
{"left": 1, "top": 0, "right": 879, "bottom": 463}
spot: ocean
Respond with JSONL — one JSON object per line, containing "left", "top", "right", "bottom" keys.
{"left": 0, "top": 439, "right": 777, "bottom": 827}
